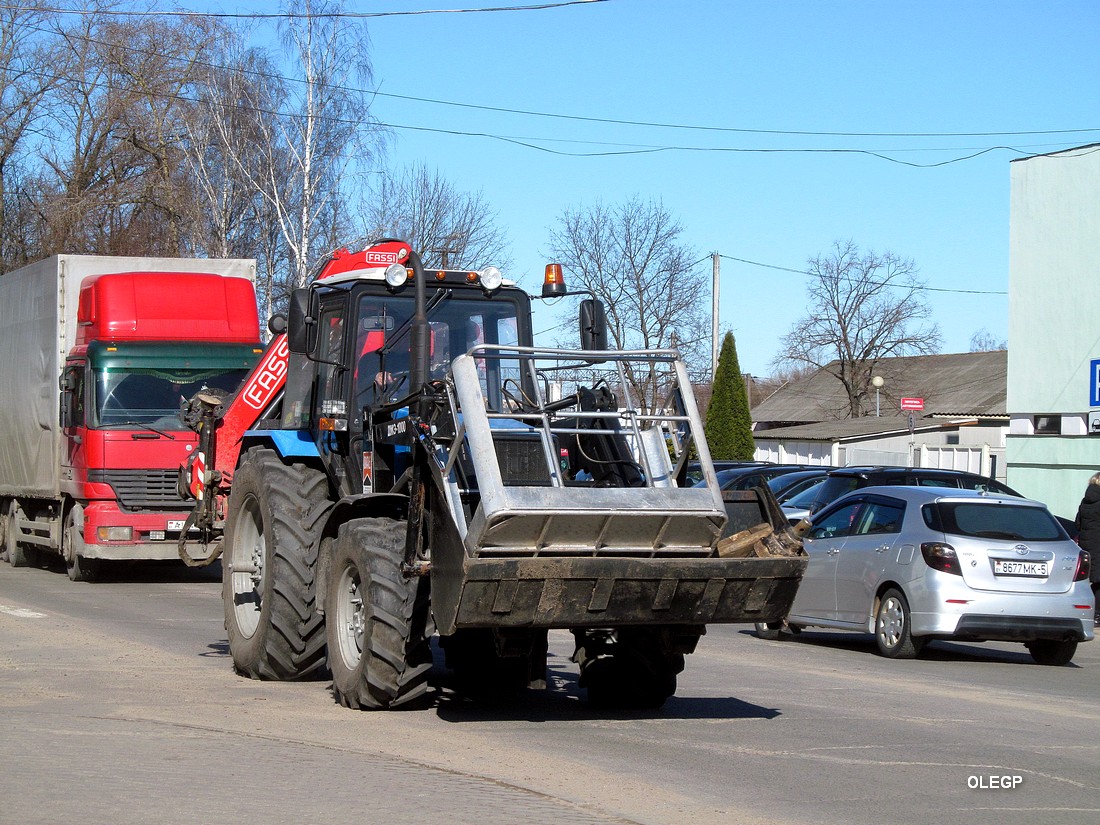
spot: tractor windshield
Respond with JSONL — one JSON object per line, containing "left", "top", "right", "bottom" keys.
{"left": 354, "top": 290, "right": 525, "bottom": 411}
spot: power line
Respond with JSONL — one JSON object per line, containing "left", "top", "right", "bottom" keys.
{"left": 15, "top": 11, "right": 1098, "bottom": 151}
{"left": 718, "top": 254, "right": 1008, "bottom": 295}
{"left": 1, "top": 1, "right": 607, "bottom": 20}
{"left": 370, "top": 88, "right": 1100, "bottom": 140}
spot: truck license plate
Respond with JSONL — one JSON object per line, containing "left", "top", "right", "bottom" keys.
{"left": 994, "top": 560, "right": 1048, "bottom": 577}
{"left": 167, "top": 520, "right": 186, "bottom": 531}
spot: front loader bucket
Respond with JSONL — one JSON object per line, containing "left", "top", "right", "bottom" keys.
{"left": 426, "top": 347, "right": 806, "bottom": 635}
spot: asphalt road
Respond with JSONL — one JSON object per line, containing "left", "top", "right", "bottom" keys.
{"left": 2, "top": 559, "right": 1098, "bottom": 825}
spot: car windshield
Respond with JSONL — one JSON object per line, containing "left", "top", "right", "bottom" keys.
{"left": 923, "top": 502, "right": 1066, "bottom": 541}
{"left": 785, "top": 475, "right": 859, "bottom": 512}
{"left": 772, "top": 474, "right": 827, "bottom": 501}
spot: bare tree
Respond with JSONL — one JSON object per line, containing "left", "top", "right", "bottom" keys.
{"left": 773, "top": 240, "right": 941, "bottom": 417}
{"left": 969, "top": 328, "right": 1006, "bottom": 352}
{"left": 33, "top": 8, "right": 134, "bottom": 254}
{"left": 222, "top": 0, "right": 380, "bottom": 290}
{"left": 31, "top": 8, "right": 216, "bottom": 257}
{"left": 359, "top": 162, "right": 511, "bottom": 270}
{"left": 0, "top": 3, "right": 57, "bottom": 270}
{"left": 102, "top": 13, "right": 220, "bottom": 255}
{"left": 186, "top": 43, "right": 274, "bottom": 259}
{"left": 547, "top": 196, "right": 708, "bottom": 411}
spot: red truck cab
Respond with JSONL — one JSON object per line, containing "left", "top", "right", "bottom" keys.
{"left": 56, "top": 271, "right": 262, "bottom": 576}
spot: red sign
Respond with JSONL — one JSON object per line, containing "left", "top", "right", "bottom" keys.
{"left": 900, "top": 397, "right": 924, "bottom": 411}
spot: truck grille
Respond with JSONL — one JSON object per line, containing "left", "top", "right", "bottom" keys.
{"left": 89, "top": 469, "right": 188, "bottom": 512}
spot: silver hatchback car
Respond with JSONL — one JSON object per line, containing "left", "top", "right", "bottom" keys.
{"left": 758, "top": 486, "right": 1095, "bottom": 665}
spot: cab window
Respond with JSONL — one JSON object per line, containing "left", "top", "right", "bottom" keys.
{"left": 808, "top": 500, "right": 865, "bottom": 540}
{"left": 853, "top": 500, "right": 905, "bottom": 536}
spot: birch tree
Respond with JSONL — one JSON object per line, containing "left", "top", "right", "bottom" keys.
{"left": 235, "top": 0, "right": 379, "bottom": 290}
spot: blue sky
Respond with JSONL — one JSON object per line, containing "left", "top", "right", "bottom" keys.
{"left": 231, "top": 0, "right": 1099, "bottom": 377}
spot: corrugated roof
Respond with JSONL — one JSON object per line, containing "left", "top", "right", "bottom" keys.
{"left": 753, "top": 417, "right": 950, "bottom": 442}
{"left": 752, "top": 350, "right": 1007, "bottom": 425}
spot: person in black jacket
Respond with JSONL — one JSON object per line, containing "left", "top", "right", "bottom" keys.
{"left": 1073, "top": 471, "right": 1100, "bottom": 626}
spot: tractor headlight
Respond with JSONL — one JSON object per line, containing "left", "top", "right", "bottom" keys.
{"left": 384, "top": 263, "right": 408, "bottom": 288}
{"left": 479, "top": 266, "right": 503, "bottom": 292}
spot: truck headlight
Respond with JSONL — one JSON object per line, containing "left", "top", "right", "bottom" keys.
{"left": 97, "top": 526, "right": 133, "bottom": 542}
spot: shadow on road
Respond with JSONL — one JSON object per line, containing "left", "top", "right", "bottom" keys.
{"left": 31, "top": 553, "right": 222, "bottom": 584}
{"left": 737, "top": 626, "right": 1082, "bottom": 667}
{"left": 429, "top": 648, "right": 783, "bottom": 723}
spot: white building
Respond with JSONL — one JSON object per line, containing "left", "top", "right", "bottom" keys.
{"left": 1007, "top": 143, "right": 1100, "bottom": 519}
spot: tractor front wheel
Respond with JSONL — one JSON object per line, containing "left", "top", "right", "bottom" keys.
{"left": 326, "top": 518, "right": 434, "bottom": 710}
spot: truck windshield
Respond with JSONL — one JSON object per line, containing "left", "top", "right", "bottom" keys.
{"left": 92, "top": 367, "right": 250, "bottom": 430}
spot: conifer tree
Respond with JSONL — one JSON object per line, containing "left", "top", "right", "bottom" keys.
{"left": 704, "top": 332, "right": 755, "bottom": 460}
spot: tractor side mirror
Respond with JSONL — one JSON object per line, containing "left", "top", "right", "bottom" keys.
{"left": 286, "top": 289, "right": 313, "bottom": 354}
{"left": 579, "top": 298, "right": 608, "bottom": 351}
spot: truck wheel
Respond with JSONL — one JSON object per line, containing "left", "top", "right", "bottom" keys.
{"left": 63, "top": 506, "right": 100, "bottom": 583}
{"left": 0, "top": 501, "right": 9, "bottom": 562}
{"left": 326, "top": 518, "right": 434, "bottom": 710}
{"left": 4, "top": 501, "right": 31, "bottom": 568}
{"left": 1026, "top": 639, "right": 1077, "bottom": 666}
{"left": 222, "top": 448, "right": 329, "bottom": 680}
{"left": 579, "top": 628, "right": 683, "bottom": 709}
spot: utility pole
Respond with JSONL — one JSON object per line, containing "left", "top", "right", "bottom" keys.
{"left": 431, "top": 233, "right": 465, "bottom": 269}
{"left": 711, "top": 251, "right": 720, "bottom": 382}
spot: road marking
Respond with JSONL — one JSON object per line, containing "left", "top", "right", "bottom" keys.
{"left": 0, "top": 604, "right": 46, "bottom": 619}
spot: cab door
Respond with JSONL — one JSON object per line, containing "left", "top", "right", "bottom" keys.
{"left": 58, "top": 361, "right": 88, "bottom": 494}
{"left": 792, "top": 498, "right": 866, "bottom": 623}
{"left": 833, "top": 495, "right": 907, "bottom": 625}
{"left": 311, "top": 295, "right": 352, "bottom": 494}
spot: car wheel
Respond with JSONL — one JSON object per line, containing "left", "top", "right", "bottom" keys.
{"left": 753, "top": 620, "right": 784, "bottom": 641}
{"left": 874, "top": 588, "right": 923, "bottom": 659}
{"left": 1026, "top": 639, "right": 1077, "bottom": 666}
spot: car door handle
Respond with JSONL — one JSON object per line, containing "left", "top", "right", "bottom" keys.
{"left": 826, "top": 548, "right": 840, "bottom": 556}
{"left": 876, "top": 545, "right": 891, "bottom": 553}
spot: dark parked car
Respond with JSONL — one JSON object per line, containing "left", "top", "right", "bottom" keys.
{"left": 781, "top": 466, "right": 1021, "bottom": 524}
{"left": 766, "top": 469, "right": 832, "bottom": 503}
{"left": 696, "top": 464, "right": 832, "bottom": 492}
{"left": 684, "top": 460, "right": 771, "bottom": 485}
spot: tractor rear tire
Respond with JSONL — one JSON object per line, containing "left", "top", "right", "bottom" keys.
{"left": 441, "top": 628, "right": 546, "bottom": 698}
{"left": 222, "top": 448, "right": 329, "bottom": 680}
{"left": 579, "top": 628, "right": 684, "bottom": 710}
{"left": 326, "top": 518, "right": 434, "bottom": 709}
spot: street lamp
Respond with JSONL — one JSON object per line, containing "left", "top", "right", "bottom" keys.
{"left": 871, "top": 375, "right": 884, "bottom": 417}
